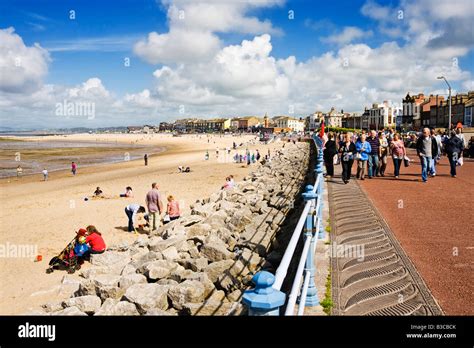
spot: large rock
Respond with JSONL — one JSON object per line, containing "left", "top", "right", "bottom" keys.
{"left": 191, "top": 203, "right": 215, "bottom": 218}
{"left": 200, "top": 241, "right": 232, "bottom": 262}
{"left": 149, "top": 236, "right": 186, "bottom": 253}
{"left": 63, "top": 295, "right": 102, "bottom": 315}
{"left": 203, "top": 260, "right": 234, "bottom": 283}
{"left": 53, "top": 306, "right": 88, "bottom": 316}
{"left": 240, "top": 248, "right": 263, "bottom": 272}
{"left": 178, "top": 257, "right": 208, "bottom": 272}
{"left": 119, "top": 273, "right": 147, "bottom": 290}
{"left": 186, "top": 223, "right": 212, "bottom": 238}
{"left": 95, "top": 298, "right": 140, "bottom": 316}
{"left": 90, "top": 251, "right": 131, "bottom": 268}
{"left": 180, "top": 301, "right": 244, "bottom": 316}
{"left": 123, "top": 283, "right": 169, "bottom": 314}
{"left": 216, "top": 270, "right": 240, "bottom": 292}
{"left": 168, "top": 280, "right": 206, "bottom": 310}
{"left": 144, "top": 260, "right": 179, "bottom": 280}
{"left": 228, "top": 208, "right": 253, "bottom": 231}
{"left": 92, "top": 274, "right": 123, "bottom": 301}
{"left": 161, "top": 246, "right": 179, "bottom": 261}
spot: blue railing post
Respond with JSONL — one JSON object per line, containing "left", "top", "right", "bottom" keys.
{"left": 300, "top": 185, "right": 319, "bottom": 306}
{"left": 318, "top": 175, "right": 325, "bottom": 240}
{"left": 242, "top": 271, "right": 286, "bottom": 316}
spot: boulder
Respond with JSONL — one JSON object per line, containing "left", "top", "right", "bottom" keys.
{"left": 191, "top": 203, "right": 215, "bottom": 218}
{"left": 200, "top": 241, "right": 232, "bottom": 262}
{"left": 178, "top": 257, "right": 208, "bottom": 272}
{"left": 123, "top": 283, "right": 169, "bottom": 314}
{"left": 119, "top": 273, "right": 147, "bottom": 290}
{"left": 62, "top": 295, "right": 102, "bottom": 315}
{"left": 149, "top": 236, "right": 186, "bottom": 253}
{"left": 161, "top": 246, "right": 179, "bottom": 261}
{"left": 95, "top": 298, "right": 140, "bottom": 316}
{"left": 203, "top": 260, "right": 234, "bottom": 283}
{"left": 227, "top": 289, "right": 243, "bottom": 302}
{"left": 90, "top": 251, "right": 131, "bottom": 268}
{"left": 53, "top": 306, "right": 87, "bottom": 316}
{"left": 144, "top": 260, "right": 179, "bottom": 280}
{"left": 180, "top": 301, "right": 244, "bottom": 316}
{"left": 240, "top": 249, "right": 263, "bottom": 272}
{"left": 216, "top": 270, "right": 240, "bottom": 292}
{"left": 186, "top": 223, "right": 212, "bottom": 238}
{"left": 41, "top": 301, "right": 63, "bottom": 313}
{"left": 168, "top": 280, "right": 206, "bottom": 310}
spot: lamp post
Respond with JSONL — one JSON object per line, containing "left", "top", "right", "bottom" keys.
{"left": 437, "top": 76, "right": 452, "bottom": 131}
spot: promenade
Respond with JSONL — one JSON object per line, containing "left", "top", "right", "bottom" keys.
{"left": 328, "top": 149, "right": 473, "bottom": 315}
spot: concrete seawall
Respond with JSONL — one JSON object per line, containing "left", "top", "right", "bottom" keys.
{"left": 37, "top": 141, "right": 312, "bottom": 315}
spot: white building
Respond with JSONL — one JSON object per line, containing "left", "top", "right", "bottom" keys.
{"left": 275, "top": 116, "right": 305, "bottom": 132}
{"left": 307, "top": 112, "right": 322, "bottom": 131}
{"left": 368, "top": 101, "right": 402, "bottom": 130}
{"left": 323, "top": 107, "right": 343, "bottom": 127}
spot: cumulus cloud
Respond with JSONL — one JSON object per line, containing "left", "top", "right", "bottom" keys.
{"left": 321, "top": 26, "right": 373, "bottom": 45}
{"left": 0, "top": 27, "right": 50, "bottom": 93}
{"left": 133, "top": 0, "right": 283, "bottom": 65}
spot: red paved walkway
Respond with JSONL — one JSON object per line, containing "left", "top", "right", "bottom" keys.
{"left": 357, "top": 149, "right": 473, "bottom": 315}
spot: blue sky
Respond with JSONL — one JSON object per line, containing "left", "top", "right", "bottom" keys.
{"left": 1, "top": 0, "right": 473, "bottom": 128}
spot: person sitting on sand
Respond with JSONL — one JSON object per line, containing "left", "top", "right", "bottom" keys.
{"left": 120, "top": 186, "right": 133, "bottom": 198}
{"left": 124, "top": 204, "right": 146, "bottom": 232}
{"left": 165, "top": 195, "right": 181, "bottom": 223}
{"left": 221, "top": 177, "right": 234, "bottom": 190}
{"left": 85, "top": 225, "right": 106, "bottom": 255}
{"left": 16, "top": 165, "right": 23, "bottom": 178}
{"left": 93, "top": 187, "right": 103, "bottom": 197}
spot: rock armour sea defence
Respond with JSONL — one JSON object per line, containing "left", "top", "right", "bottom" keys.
{"left": 40, "top": 142, "right": 310, "bottom": 316}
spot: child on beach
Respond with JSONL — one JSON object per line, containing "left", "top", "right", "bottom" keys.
{"left": 93, "top": 187, "right": 103, "bottom": 197}
{"left": 71, "top": 162, "right": 77, "bottom": 176}
{"left": 120, "top": 186, "right": 133, "bottom": 198}
{"left": 165, "top": 195, "right": 180, "bottom": 223}
{"left": 85, "top": 225, "right": 106, "bottom": 255}
{"left": 16, "top": 165, "right": 22, "bottom": 178}
{"left": 42, "top": 168, "right": 48, "bottom": 181}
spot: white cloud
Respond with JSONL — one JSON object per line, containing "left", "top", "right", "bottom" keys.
{"left": 322, "top": 26, "right": 373, "bottom": 45}
{"left": 0, "top": 27, "right": 50, "bottom": 93}
{"left": 133, "top": 0, "right": 283, "bottom": 65}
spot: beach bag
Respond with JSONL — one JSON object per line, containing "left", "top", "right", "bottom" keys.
{"left": 74, "top": 243, "right": 90, "bottom": 257}
{"left": 355, "top": 152, "right": 362, "bottom": 160}
{"left": 457, "top": 157, "right": 463, "bottom": 166}
{"left": 403, "top": 155, "right": 410, "bottom": 167}
{"left": 333, "top": 154, "right": 339, "bottom": 165}
{"left": 163, "top": 214, "right": 171, "bottom": 223}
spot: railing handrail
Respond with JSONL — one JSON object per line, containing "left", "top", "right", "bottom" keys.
{"left": 242, "top": 135, "right": 326, "bottom": 316}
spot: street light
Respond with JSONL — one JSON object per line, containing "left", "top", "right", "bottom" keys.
{"left": 437, "top": 76, "right": 452, "bottom": 131}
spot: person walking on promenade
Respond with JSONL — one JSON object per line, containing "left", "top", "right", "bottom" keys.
{"left": 416, "top": 127, "right": 439, "bottom": 183}
{"left": 366, "top": 130, "right": 380, "bottom": 178}
{"left": 390, "top": 133, "right": 406, "bottom": 179}
{"left": 339, "top": 133, "right": 356, "bottom": 184}
{"left": 16, "top": 165, "right": 23, "bottom": 178}
{"left": 455, "top": 127, "right": 467, "bottom": 165}
{"left": 444, "top": 131, "right": 464, "bottom": 178}
{"left": 42, "top": 168, "right": 48, "bottom": 181}
{"left": 378, "top": 132, "right": 389, "bottom": 177}
{"left": 429, "top": 129, "right": 442, "bottom": 177}
{"left": 145, "top": 182, "right": 163, "bottom": 231}
{"left": 124, "top": 203, "right": 146, "bottom": 232}
{"left": 144, "top": 154, "right": 148, "bottom": 166}
{"left": 71, "top": 162, "right": 77, "bottom": 176}
{"left": 323, "top": 132, "right": 338, "bottom": 178}
{"left": 356, "top": 133, "right": 371, "bottom": 180}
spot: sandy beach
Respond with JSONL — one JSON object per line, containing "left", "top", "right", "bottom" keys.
{"left": 0, "top": 133, "right": 283, "bottom": 314}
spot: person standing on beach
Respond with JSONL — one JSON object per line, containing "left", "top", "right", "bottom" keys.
{"left": 42, "top": 168, "right": 48, "bottom": 181}
{"left": 16, "top": 165, "right": 23, "bottom": 178}
{"left": 145, "top": 183, "right": 163, "bottom": 231}
{"left": 124, "top": 204, "right": 146, "bottom": 232}
{"left": 71, "top": 162, "right": 77, "bottom": 176}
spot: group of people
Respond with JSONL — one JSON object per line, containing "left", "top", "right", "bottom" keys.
{"left": 323, "top": 127, "right": 466, "bottom": 184}
{"left": 124, "top": 182, "right": 181, "bottom": 233}
{"left": 74, "top": 225, "right": 106, "bottom": 258}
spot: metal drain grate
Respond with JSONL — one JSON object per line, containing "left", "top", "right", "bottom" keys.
{"left": 328, "top": 178, "right": 443, "bottom": 316}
